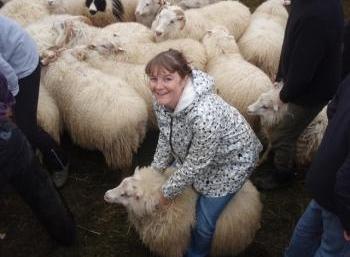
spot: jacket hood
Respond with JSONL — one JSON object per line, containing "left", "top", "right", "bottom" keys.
{"left": 191, "top": 69, "right": 215, "bottom": 97}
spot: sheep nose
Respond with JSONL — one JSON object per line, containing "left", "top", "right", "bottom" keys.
{"left": 135, "top": 10, "right": 140, "bottom": 16}
{"left": 104, "top": 192, "right": 112, "bottom": 203}
{"left": 89, "top": 10, "right": 97, "bottom": 15}
{"left": 155, "top": 31, "right": 163, "bottom": 37}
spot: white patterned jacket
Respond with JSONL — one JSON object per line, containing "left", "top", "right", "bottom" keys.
{"left": 151, "top": 70, "right": 262, "bottom": 199}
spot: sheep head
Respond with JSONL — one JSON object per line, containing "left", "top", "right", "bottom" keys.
{"left": 104, "top": 167, "right": 167, "bottom": 217}
{"left": 247, "top": 82, "right": 288, "bottom": 127}
{"left": 135, "top": 0, "right": 165, "bottom": 17}
{"left": 202, "top": 26, "right": 239, "bottom": 59}
{"left": 151, "top": 5, "right": 186, "bottom": 42}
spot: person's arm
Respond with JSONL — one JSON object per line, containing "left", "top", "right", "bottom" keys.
{"left": 334, "top": 137, "right": 350, "bottom": 237}
{"left": 0, "top": 54, "right": 18, "bottom": 96}
{"left": 151, "top": 128, "right": 175, "bottom": 172}
{"left": 161, "top": 114, "right": 221, "bottom": 199}
{"left": 279, "top": 18, "right": 327, "bottom": 103}
{"left": 151, "top": 104, "right": 174, "bottom": 171}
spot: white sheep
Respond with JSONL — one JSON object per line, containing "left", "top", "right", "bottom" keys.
{"left": 238, "top": 0, "right": 288, "bottom": 80}
{"left": 87, "top": 38, "right": 207, "bottom": 70}
{"left": 102, "top": 22, "right": 154, "bottom": 43}
{"left": 202, "top": 26, "right": 273, "bottom": 131}
{"left": 247, "top": 84, "right": 328, "bottom": 169}
{"left": 40, "top": 48, "right": 148, "bottom": 169}
{"left": 70, "top": 43, "right": 156, "bottom": 128}
{"left": 151, "top": 1, "right": 250, "bottom": 42}
{"left": 0, "top": 0, "right": 50, "bottom": 27}
{"left": 104, "top": 166, "right": 262, "bottom": 257}
{"left": 25, "top": 15, "right": 92, "bottom": 55}
{"left": 37, "top": 84, "right": 63, "bottom": 143}
{"left": 135, "top": 0, "right": 170, "bottom": 28}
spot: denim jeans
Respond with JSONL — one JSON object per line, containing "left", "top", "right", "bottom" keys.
{"left": 284, "top": 200, "right": 350, "bottom": 257}
{"left": 185, "top": 193, "right": 234, "bottom": 257}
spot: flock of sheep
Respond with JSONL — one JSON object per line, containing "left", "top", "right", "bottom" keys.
{"left": 0, "top": 0, "right": 329, "bottom": 255}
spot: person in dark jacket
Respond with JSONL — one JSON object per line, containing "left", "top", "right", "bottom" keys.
{"left": 0, "top": 15, "right": 69, "bottom": 187}
{"left": 284, "top": 75, "right": 350, "bottom": 257}
{"left": 0, "top": 72, "right": 76, "bottom": 246}
{"left": 342, "top": 20, "right": 350, "bottom": 80}
{"left": 256, "top": 0, "right": 344, "bottom": 190}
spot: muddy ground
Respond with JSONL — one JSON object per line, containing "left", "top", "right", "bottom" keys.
{"left": 1, "top": 1, "right": 350, "bottom": 257}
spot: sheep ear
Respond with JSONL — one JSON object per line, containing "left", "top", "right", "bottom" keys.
{"left": 134, "top": 166, "right": 140, "bottom": 174}
{"left": 117, "top": 47, "right": 125, "bottom": 52}
{"left": 87, "top": 44, "right": 96, "bottom": 50}
{"left": 273, "top": 104, "right": 279, "bottom": 112}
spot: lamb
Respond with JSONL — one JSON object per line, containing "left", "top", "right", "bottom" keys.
{"left": 40, "top": 48, "right": 148, "bottom": 169}
{"left": 104, "top": 166, "right": 262, "bottom": 257}
{"left": 37, "top": 84, "right": 63, "bottom": 143}
{"left": 238, "top": 0, "right": 288, "bottom": 80}
{"left": 71, "top": 43, "right": 156, "bottom": 128}
{"left": 151, "top": 2, "right": 250, "bottom": 42}
{"left": 247, "top": 83, "right": 328, "bottom": 169}
{"left": 202, "top": 26, "right": 273, "bottom": 130}
{"left": 0, "top": 0, "right": 50, "bottom": 27}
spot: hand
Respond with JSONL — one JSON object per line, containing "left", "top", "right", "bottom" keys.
{"left": 158, "top": 193, "right": 171, "bottom": 208}
{"left": 344, "top": 231, "right": 350, "bottom": 241}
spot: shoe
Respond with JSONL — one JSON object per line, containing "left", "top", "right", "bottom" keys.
{"left": 254, "top": 170, "right": 295, "bottom": 191}
{"left": 52, "top": 163, "right": 69, "bottom": 188}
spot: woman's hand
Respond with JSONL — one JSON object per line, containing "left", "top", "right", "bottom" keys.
{"left": 158, "top": 193, "right": 171, "bottom": 208}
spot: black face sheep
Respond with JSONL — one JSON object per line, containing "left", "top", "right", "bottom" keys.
{"left": 105, "top": 166, "right": 263, "bottom": 257}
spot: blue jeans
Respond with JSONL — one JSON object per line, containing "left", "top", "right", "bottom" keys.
{"left": 185, "top": 193, "right": 234, "bottom": 257}
{"left": 285, "top": 200, "right": 350, "bottom": 257}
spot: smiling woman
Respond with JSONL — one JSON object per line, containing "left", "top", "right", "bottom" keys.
{"left": 144, "top": 49, "right": 263, "bottom": 257}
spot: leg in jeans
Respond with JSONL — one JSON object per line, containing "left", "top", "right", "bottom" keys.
{"left": 284, "top": 200, "right": 323, "bottom": 257}
{"left": 0, "top": 121, "right": 76, "bottom": 245}
{"left": 13, "top": 64, "right": 67, "bottom": 171}
{"left": 185, "top": 193, "right": 234, "bottom": 257}
{"left": 314, "top": 206, "right": 350, "bottom": 257}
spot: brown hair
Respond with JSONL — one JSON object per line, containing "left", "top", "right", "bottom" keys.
{"left": 145, "top": 49, "right": 192, "bottom": 78}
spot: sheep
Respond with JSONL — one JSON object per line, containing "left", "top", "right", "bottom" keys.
{"left": 102, "top": 22, "right": 154, "bottom": 43}
{"left": 48, "top": 0, "right": 137, "bottom": 26}
{"left": 25, "top": 15, "right": 92, "bottom": 55}
{"left": 104, "top": 166, "right": 262, "bottom": 257}
{"left": 135, "top": 0, "right": 170, "bottom": 28}
{"left": 202, "top": 26, "right": 273, "bottom": 131}
{"left": 247, "top": 83, "right": 328, "bottom": 169}
{"left": 0, "top": 0, "right": 50, "bottom": 27}
{"left": 40, "top": 48, "right": 148, "bottom": 169}
{"left": 37, "top": 84, "right": 63, "bottom": 143}
{"left": 238, "top": 0, "right": 288, "bottom": 80}
{"left": 151, "top": 1, "right": 250, "bottom": 42}
{"left": 70, "top": 43, "right": 156, "bottom": 128}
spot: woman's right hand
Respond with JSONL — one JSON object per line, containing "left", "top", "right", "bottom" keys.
{"left": 344, "top": 231, "right": 350, "bottom": 241}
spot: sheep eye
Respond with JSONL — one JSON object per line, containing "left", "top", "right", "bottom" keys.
{"left": 146, "top": 3, "right": 149, "bottom": 6}
{"left": 170, "top": 20, "right": 174, "bottom": 24}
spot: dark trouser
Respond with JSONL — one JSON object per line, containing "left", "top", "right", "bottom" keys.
{"left": 270, "top": 103, "right": 325, "bottom": 178}
{"left": 14, "top": 63, "right": 67, "bottom": 171}
{"left": 0, "top": 121, "right": 76, "bottom": 245}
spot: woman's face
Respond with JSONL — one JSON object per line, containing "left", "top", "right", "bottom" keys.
{"left": 148, "top": 67, "right": 188, "bottom": 110}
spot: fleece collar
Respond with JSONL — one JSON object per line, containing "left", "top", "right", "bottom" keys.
{"left": 174, "top": 78, "right": 195, "bottom": 113}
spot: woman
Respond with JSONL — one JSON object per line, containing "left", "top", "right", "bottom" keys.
{"left": 0, "top": 15, "right": 68, "bottom": 187}
{"left": 146, "top": 49, "right": 262, "bottom": 257}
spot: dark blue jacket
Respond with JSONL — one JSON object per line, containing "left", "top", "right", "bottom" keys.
{"left": 306, "top": 75, "right": 350, "bottom": 233}
{"left": 277, "top": 0, "right": 344, "bottom": 106}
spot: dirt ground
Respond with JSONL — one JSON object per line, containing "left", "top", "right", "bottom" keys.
{"left": 1, "top": 1, "right": 350, "bottom": 257}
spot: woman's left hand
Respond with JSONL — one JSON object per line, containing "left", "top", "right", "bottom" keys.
{"left": 158, "top": 193, "right": 171, "bottom": 208}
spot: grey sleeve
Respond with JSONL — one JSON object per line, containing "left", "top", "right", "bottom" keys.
{"left": 0, "top": 54, "right": 18, "bottom": 96}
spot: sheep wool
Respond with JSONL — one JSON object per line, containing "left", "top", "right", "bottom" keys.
{"left": 105, "top": 166, "right": 263, "bottom": 257}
